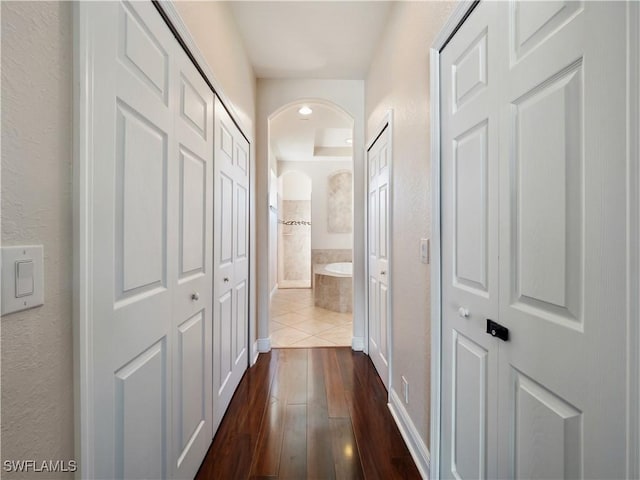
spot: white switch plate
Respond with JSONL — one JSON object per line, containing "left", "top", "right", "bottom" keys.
{"left": 420, "top": 238, "right": 430, "bottom": 264}
{"left": 2, "top": 245, "right": 44, "bottom": 315}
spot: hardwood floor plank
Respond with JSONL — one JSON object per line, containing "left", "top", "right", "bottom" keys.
{"left": 250, "top": 397, "right": 286, "bottom": 477}
{"left": 279, "top": 404, "right": 307, "bottom": 479}
{"left": 196, "top": 351, "right": 276, "bottom": 479}
{"left": 344, "top": 351, "right": 421, "bottom": 480}
{"left": 329, "top": 418, "right": 364, "bottom": 480}
{"left": 284, "top": 348, "right": 308, "bottom": 405}
{"left": 250, "top": 350, "right": 288, "bottom": 477}
{"left": 323, "top": 348, "right": 350, "bottom": 418}
{"left": 306, "top": 348, "right": 335, "bottom": 479}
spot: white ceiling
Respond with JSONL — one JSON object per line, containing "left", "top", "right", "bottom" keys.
{"left": 270, "top": 102, "right": 353, "bottom": 162}
{"left": 229, "top": 1, "right": 393, "bottom": 79}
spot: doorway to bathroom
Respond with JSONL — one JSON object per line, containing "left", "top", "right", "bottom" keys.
{"left": 268, "top": 101, "right": 354, "bottom": 347}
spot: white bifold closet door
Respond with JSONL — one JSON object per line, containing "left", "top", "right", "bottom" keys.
{"left": 440, "top": 1, "right": 631, "bottom": 479}
{"left": 212, "top": 97, "right": 250, "bottom": 432}
{"left": 84, "top": 1, "right": 231, "bottom": 478}
{"left": 367, "top": 125, "right": 391, "bottom": 389}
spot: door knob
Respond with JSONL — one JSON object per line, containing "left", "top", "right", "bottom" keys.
{"left": 191, "top": 292, "right": 200, "bottom": 301}
{"left": 458, "top": 307, "right": 469, "bottom": 318}
{"left": 223, "top": 277, "right": 230, "bottom": 283}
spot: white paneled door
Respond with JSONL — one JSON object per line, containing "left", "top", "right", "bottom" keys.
{"left": 441, "top": 1, "right": 631, "bottom": 478}
{"left": 80, "top": 2, "right": 249, "bottom": 478}
{"left": 172, "top": 44, "right": 214, "bottom": 479}
{"left": 213, "top": 97, "right": 250, "bottom": 431}
{"left": 367, "top": 124, "right": 391, "bottom": 389}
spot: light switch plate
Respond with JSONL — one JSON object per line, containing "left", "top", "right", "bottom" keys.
{"left": 2, "top": 245, "right": 44, "bottom": 315}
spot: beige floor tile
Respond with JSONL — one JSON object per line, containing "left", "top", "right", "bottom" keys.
{"left": 270, "top": 288, "right": 353, "bottom": 347}
{"left": 290, "top": 336, "right": 337, "bottom": 347}
{"left": 270, "top": 326, "right": 310, "bottom": 348}
{"left": 292, "top": 305, "right": 328, "bottom": 318}
{"left": 271, "top": 312, "right": 307, "bottom": 326}
{"left": 322, "top": 312, "right": 353, "bottom": 326}
{"left": 316, "top": 326, "right": 352, "bottom": 345}
{"left": 270, "top": 320, "right": 287, "bottom": 332}
{"left": 293, "top": 319, "right": 336, "bottom": 335}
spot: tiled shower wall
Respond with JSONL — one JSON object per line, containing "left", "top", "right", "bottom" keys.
{"left": 278, "top": 200, "right": 311, "bottom": 287}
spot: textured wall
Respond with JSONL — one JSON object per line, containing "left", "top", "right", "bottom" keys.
{"left": 365, "top": 1, "right": 455, "bottom": 447}
{"left": 173, "top": 1, "right": 256, "bottom": 138}
{"left": 1, "top": 2, "right": 75, "bottom": 477}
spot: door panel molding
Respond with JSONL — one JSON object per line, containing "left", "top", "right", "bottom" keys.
{"left": 74, "top": 2, "right": 251, "bottom": 478}
{"left": 431, "top": 2, "right": 639, "bottom": 479}
{"left": 365, "top": 110, "right": 393, "bottom": 391}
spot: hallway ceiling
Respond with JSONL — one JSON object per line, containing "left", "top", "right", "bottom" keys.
{"left": 271, "top": 102, "right": 353, "bottom": 162}
{"left": 229, "top": 1, "right": 393, "bottom": 79}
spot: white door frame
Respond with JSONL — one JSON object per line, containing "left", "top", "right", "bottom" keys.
{"left": 72, "top": 1, "right": 254, "bottom": 475}
{"left": 429, "top": 2, "right": 640, "bottom": 479}
{"left": 365, "top": 110, "right": 393, "bottom": 389}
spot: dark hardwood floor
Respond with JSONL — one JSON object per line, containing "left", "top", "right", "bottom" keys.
{"left": 195, "top": 348, "right": 422, "bottom": 480}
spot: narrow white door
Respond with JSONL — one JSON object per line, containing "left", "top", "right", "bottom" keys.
{"left": 440, "top": 2, "right": 500, "bottom": 477}
{"left": 367, "top": 124, "right": 391, "bottom": 389}
{"left": 440, "top": 1, "right": 632, "bottom": 478}
{"left": 83, "top": 2, "right": 216, "bottom": 477}
{"left": 171, "top": 46, "right": 214, "bottom": 478}
{"left": 496, "top": 2, "right": 629, "bottom": 478}
{"left": 87, "top": 1, "right": 182, "bottom": 477}
{"left": 213, "top": 97, "right": 250, "bottom": 431}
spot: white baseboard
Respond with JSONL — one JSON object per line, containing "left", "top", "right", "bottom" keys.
{"left": 252, "top": 341, "right": 259, "bottom": 365}
{"left": 257, "top": 337, "right": 271, "bottom": 353}
{"left": 388, "top": 388, "right": 430, "bottom": 479}
{"left": 351, "top": 336, "right": 365, "bottom": 351}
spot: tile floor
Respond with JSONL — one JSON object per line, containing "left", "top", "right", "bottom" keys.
{"left": 270, "top": 288, "right": 353, "bottom": 347}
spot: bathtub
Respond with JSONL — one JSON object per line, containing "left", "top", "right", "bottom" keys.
{"left": 313, "top": 262, "right": 353, "bottom": 313}
{"left": 324, "top": 262, "right": 352, "bottom": 276}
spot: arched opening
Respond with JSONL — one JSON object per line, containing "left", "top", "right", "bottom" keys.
{"left": 267, "top": 100, "right": 355, "bottom": 347}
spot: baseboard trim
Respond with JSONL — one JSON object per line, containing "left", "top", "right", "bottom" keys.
{"left": 351, "top": 336, "right": 365, "bottom": 351}
{"left": 257, "top": 337, "right": 271, "bottom": 353}
{"left": 388, "top": 388, "right": 430, "bottom": 479}
{"left": 251, "top": 341, "right": 259, "bottom": 365}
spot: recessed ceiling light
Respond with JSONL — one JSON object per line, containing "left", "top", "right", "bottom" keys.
{"left": 345, "top": 138, "right": 353, "bottom": 145}
{"left": 298, "top": 106, "right": 313, "bottom": 116}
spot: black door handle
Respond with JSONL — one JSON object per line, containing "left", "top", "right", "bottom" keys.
{"left": 486, "top": 319, "right": 509, "bottom": 341}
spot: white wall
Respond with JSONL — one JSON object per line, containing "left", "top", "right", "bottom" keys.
{"left": 365, "top": 0, "right": 455, "bottom": 451}
{"left": 280, "top": 170, "right": 312, "bottom": 201}
{"left": 172, "top": 2, "right": 256, "bottom": 137}
{"left": 256, "top": 79, "right": 365, "bottom": 349}
{"left": 279, "top": 160, "right": 352, "bottom": 250}
{"left": 1, "top": 2, "right": 74, "bottom": 477}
